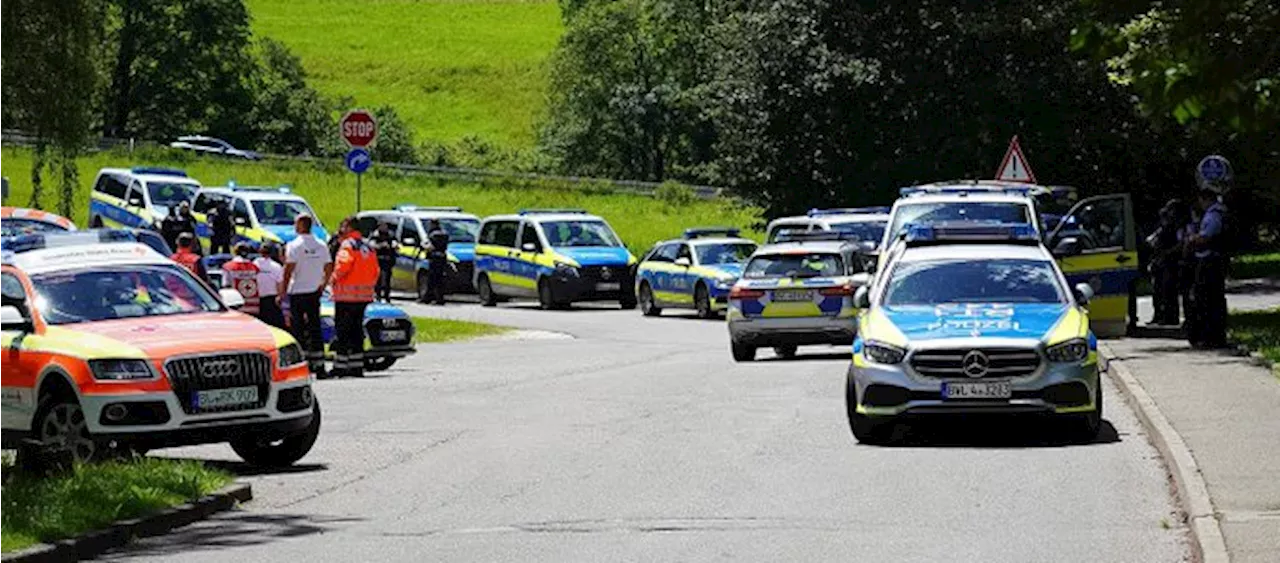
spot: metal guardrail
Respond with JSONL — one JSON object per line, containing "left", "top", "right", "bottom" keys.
{"left": 1, "top": 129, "right": 727, "bottom": 200}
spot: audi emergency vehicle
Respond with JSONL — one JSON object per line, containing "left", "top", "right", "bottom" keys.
{"left": 847, "top": 223, "right": 1101, "bottom": 444}
{"left": 1, "top": 207, "right": 77, "bottom": 237}
{"left": 1, "top": 235, "right": 319, "bottom": 465}
{"left": 635, "top": 228, "right": 758, "bottom": 318}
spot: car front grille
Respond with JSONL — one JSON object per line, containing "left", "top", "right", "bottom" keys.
{"left": 580, "top": 266, "right": 629, "bottom": 284}
{"left": 910, "top": 347, "right": 1042, "bottom": 379}
{"left": 165, "top": 352, "right": 272, "bottom": 415}
{"left": 366, "top": 317, "right": 413, "bottom": 346}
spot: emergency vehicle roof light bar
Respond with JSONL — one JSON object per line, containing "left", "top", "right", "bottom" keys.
{"left": 899, "top": 184, "right": 1049, "bottom": 198}
{"left": 227, "top": 184, "right": 292, "bottom": 194}
{"left": 901, "top": 222, "right": 1039, "bottom": 245}
{"left": 0, "top": 230, "right": 139, "bottom": 254}
{"left": 682, "top": 227, "right": 741, "bottom": 239}
{"left": 395, "top": 205, "right": 464, "bottom": 213}
{"left": 518, "top": 208, "right": 588, "bottom": 215}
{"left": 806, "top": 207, "right": 891, "bottom": 217}
{"left": 131, "top": 167, "right": 188, "bottom": 177}
{"left": 775, "top": 231, "right": 859, "bottom": 243}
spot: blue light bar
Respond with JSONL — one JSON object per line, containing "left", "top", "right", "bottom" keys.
{"left": 131, "top": 167, "right": 188, "bottom": 177}
{"left": 518, "top": 208, "right": 587, "bottom": 215}
{"left": 228, "top": 184, "right": 292, "bottom": 194}
{"left": 775, "top": 231, "right": 856, "bottom": 243}
{"left": 899, "top": 184, "right": 1046, "bottom": 198}
{"left": 806, "top": 207, "right": 891, "bottom": 217}
{"left": 903, "top": 222, "right": 1039, "bottom": 244}
{"left": 682, "top": 227, "right": 741, "bottom": 239}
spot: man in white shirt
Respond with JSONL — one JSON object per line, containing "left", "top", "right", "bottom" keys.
{"left": 282, "top": 214, "right": 334, "bottom": 376}
{"left": 254, "top": 242, "right": 286, "bottom": 329}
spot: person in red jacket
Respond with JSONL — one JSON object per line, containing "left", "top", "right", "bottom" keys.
{"left": 328, "top": 218, "right": 379, "bottom": 377}
{"left": 224, "top": 242, "right": 262, "bottom": 316}
{"left": 170, "top": 233, "right": 209, "bottom": 284}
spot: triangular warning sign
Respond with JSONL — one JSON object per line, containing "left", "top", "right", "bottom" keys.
{"left": 995, "top": 135, "right": 1037, "bottom": 183}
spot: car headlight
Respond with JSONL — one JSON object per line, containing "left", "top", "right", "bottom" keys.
{"left": 864, "top": 341, "right": 906, "bottom": 364}
{"left": 89, "top": 359, "right": 155, "bottom": 381}
{"left": 714, "top": 276, "right": 735, "bottom": 289}
{"left": 278, "top": 343, "right": 305, "bottom": 368}
{"left": 1046, "top": 338, "right": 1089, "bottom": 363}
{"left": 554, "top": 261, "right": 579, "bottom": 277}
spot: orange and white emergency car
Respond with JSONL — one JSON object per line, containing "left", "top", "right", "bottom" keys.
{"left": 0, "top": 238, "right": 320, "bottom": 466}
{"left": 1, "top": 206, "right": 78, "bottom": 237}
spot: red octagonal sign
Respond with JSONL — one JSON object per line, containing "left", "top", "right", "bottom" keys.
{"left": 340, "top": 110, "right": 378, "bottom": 148}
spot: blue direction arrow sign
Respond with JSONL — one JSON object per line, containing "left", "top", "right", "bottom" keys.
{"left": 345, "top": 148, "right": 371, "bottom": 174}
{"left": 1197, "top": 155, "right": 1231, "bottom": 184}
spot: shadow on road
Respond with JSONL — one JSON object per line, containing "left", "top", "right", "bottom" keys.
{"left": 757, "top": 352, "right": 850, "bottom": 362}
{"left": 100, "top": 512, "right": 360, "bottom": 561}
{"left": 159, "top": 458, "right": 330, "bottom": 477}
{"left": 871, "top": 417, "right": 1121, "bottom": 449}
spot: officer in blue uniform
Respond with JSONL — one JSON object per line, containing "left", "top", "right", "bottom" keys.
{"left": 1187, "top": 189, "right": 1228, "bottom": 348}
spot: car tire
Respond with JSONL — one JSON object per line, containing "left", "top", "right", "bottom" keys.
{"left": 231, "top": 401, "right": 321, "bottom": 467}
{"left": 537, "top": 278, "right": 565, "bottom": 310}
{"left": 619, "top": 296, "right": 637, "bottom": 310}
{"left": 639, "top": 283, "right": 661, "bottom": 316}
{"left": 694, "top": 283, "right": 714, "bottom": 319}
{"left": 731, "top": 341, "right": 756, "bottom": 362}
{"left": 846, "top": 374, "right": 892, "bottom": 445}
{"left": 1065, "top": 382, "right": 1103, "bottom": 442}
{"left": 33, "top": 392, "right": 100, "bottom": 463}
{"left": 773, "top": 345, "right": 798, "bottom": 359}
{"left": 416, "top": 271, "right": 431, "bottom": 304}
{"left": 477, "top": 274, "right": 497, "bottom": 307}
{"left": 365, "top": 357, "right": 397, "bottom": 372}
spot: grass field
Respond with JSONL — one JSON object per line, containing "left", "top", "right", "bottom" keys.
{"left": 1, "top": 458, "right": 231, "bottom": 553}
{"left": 1232, "top": 252, "right": 1280, "bottom": 281}
{"left": 1228, "top": 307, "right": 1280, "bottom": 366}
{"left": 246, "top": 0, "right": 563, "bottom": 148}
{"left": 412, "top": 316, "right": 509, "bottom": 342}
{"left": 0, "top": 148, "right": 763, "bottom": 253}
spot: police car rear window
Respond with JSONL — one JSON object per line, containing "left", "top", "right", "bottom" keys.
{"left": 888, "top": 202, "right": 1030, "bottom": 240}
{"left": 884, "top": 259, "right": 1063, "bottom": 305}
{"left": 744, "top": 253, "right": 842, "bottom": 279}
{"left": 827, "top": 221, "right": 886, "bottom": 244}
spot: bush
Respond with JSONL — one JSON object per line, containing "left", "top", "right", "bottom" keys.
{"left": 367, "top": 105, "right": 418, "bottom": 165}
{"left": 656, "top": 180, "right": 696, "bottom": 206}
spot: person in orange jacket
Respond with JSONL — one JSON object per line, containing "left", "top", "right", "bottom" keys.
{"left": 328, "top": 217, "right": 379, "bottom": 377}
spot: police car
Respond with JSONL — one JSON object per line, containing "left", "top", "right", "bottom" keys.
{"left": 88, "top": 167, "right": 202, "bottom": 230}
{"left": 846, "top": 223, "right": 1101, "bottom": 444}
{"left": 1, "top": 235, "right": 319, "bottom": 465}
{"left": 635, "top": 228, "right": 758, "bottom": 318}
{"left": 726, "top": 232, "right": 872, "bottom": 361}
{"left": 765, "top": 207, "right": 890, "bottom": 248}
{"left": 879, "top": 182, "right": 1138, "bottom": 337}
{"left": 1, "top": 207, "right": 77, "bottom": 237}
{"left": 191, "top": 184, "right": 329, "bottom": 247}
{"left": 354, "top": 205, "right": 482, "bottom": 301}
{"left": 473, "top": 209, "right": 638, "bottom": 309}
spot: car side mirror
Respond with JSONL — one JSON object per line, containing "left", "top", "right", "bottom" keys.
{"left": 1073, "top": 282, "right": 1094, "bottom": 305}
{"left": 403, "top": 237, "right": 418, "bottom": 246}
{"left": 1, "top": 305, "right": 33, "bottom": 333}
{"left": 233, "top": 216, "right": 248, "bottom": 227}
{"left": 674, "top": 257, "right": 692, "bottom": 267}
{"left": 850, "top": 272, "right": 872, "bottom": 287}
{"left": 1052, "top": 237, "right": 1082, "bottom": 257}
{"left": 219, "top": 288, "right": 246, "bottom": 309}
{"left": 852, "top": 286, "right": 871, "bottom": 309}
{"left": 128, "top": 197, "right": 144, "bottom": 207}
{"left": 522, "top": 242, "right": 538, "bottom": 252}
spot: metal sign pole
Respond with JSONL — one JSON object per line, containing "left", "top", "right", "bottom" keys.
{"left": 356, "top": 173, "right": 362, "bottom": 212}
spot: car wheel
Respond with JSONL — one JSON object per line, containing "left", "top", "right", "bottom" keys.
{"left": 477, "top": 274, "right": 497, "bottom": 307}
{"left": 34, "top": 394, "right": 99, "bottom": 463}
{"left": 846, "top": 375, "right": 892, "bottom": 444}
{"left": 694, "top": 284, "right": 714, "bottom": 319}
{"left": 365, "top": 357, "right": 397, "bottom": 372}
{"left": 773, "top": 345, "right": 798, "bottom": 359}
{"left": 619, "top": 295, "right": 637, "bottom": 310}
{"left": 639, "top": 283, "right": 661, "bottom": 316}
{"left": 1065, "top": 382, "right": 1103, "bottom": 442}
{"left": 537, "top": 278, "right": 564, "bottom": 310}
{"left": 416, "top": 271, "right": 431, "bottom": 303}
{"left": 231, "top": 401, "right": 321, "bottom": 467}
{"left": 731, "top": 341, "right": 756, "bottom": 362}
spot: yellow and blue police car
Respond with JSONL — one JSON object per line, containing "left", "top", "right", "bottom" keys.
{"left": 764, "top": 207, "right": 890, "bottom": 247}
{"left": 354, "top": 205, "right": 481, "bottom": 301}
{"left": 726, "top": 232, "right": 873, "bottom": 361}
{"left": 847, "top": 222, "right": 1102, "bottom": 444}
{"left": 190, "top": 184, "right": 329, "bottom": 246}
{"left": 88, "top": 167, "right": 202, "bottom": 230}
{"left": 473, "top": 209, "right": 637, "bottom": 309}
{"left": 635, "top": 228, "right": 758, "bottom": 318}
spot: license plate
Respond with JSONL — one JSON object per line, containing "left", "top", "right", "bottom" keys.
{"left": 194, "top": 386, "right": 258, "bottom": 409}
{"left": 379, "top": 329, "right": 407, "bottom": 342}
{"left": 596, "top": 282, "right": 621, "bottom": 291}
{"left": 942, "top": 381, "right": 1012, "bottom": 399}
{"left": 772, "top": 289, "right": 813, "bottom": 302}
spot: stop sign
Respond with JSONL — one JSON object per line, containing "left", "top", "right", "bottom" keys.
{"left": 339, "top": 110, "right": 378, "bottom": 148}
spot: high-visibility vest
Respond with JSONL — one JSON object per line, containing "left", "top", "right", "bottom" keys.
{"left": 332, "top": 233, "right": 378, "bottom": 303}
{"left": 171, "top": 249, "right": 202, "bottom": 277}
{"left": 224, "top": 257, "right": 261, "bottom": 314}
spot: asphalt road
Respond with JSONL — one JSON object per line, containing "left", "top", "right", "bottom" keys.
{"left": 109, "top": 298, "right": 1187, "bottom": 562}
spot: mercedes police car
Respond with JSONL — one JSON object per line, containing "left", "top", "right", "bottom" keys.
{"left": 354, "top": 205, "right": 482, "bottom": 301}
{"left": 765, "top": 207, "right": 890, "bottom": 248}
{"left": 473, "top": 209, "right": 637, "bottom": 309}
{"left": 88, "top": 167, "right": 202, "bottom": 230}
{"left": 726, "top": 232, "right": 871, "bottom": 361}
{"left": 635, "top": 228, "right": 758, "bottom": 318}
{"left": 846, "top": 223, "right": 1101, "bottom": 444}
{"left": 191, "top": 184, "right": 329, "bottom": 246}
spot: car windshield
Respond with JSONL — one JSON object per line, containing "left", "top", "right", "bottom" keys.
{"left": 695, "top": 242, "right": 757, "bottom": 265}
{"left": 827, "top": 220, "right": 886, "bottom": 244}
{"left": 425, "top": 218, "right": 480, "bottom": 243}
{"left": 743, "top": 253, "right": 843, "bottom": 278}
{"left": 541, "top": 220, "right": 622, "bottom": 247}
{"left": 767, "top": 225, "right": 809, "bottom": 243}
{"left": 887, "top": 202, "right": 1032, "bottom": 241}
{"left": 30, "top": 265, "right": 223, "bottom": 325}
{"left": 1, "top": 219, "right": 70, "bottom": 237}
{"left": 253, "top": 200, "right": 315, "bottom": 226}
{"left": 147, "top": 182, "right": 198, "bottom": 208}
{"left": 884, "top": 258, "right": 1064, "bottom": 305}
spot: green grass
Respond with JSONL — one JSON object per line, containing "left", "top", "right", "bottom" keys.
{"left": 1, "top": 458, "right": 232, "bottom": 553}
{"left": 1231, "top": 252, "right": 1280, "bottom": 281}
{"left": 246, "top": 0, "right": 563, "bottom": 148}
{"left": 1228, "top": 307, "right": 1280, "bottom": 366}
{"left": 413, "top": 315, "right": 509, "bottom": 342}
{"left": 0, "top": 147, "right": 763, "bottom": 253}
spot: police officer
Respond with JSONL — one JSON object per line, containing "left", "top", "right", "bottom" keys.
{"left": 282, "top": 214, "right": 332, "bottom": 377}
{"left": 424, "top": 219, "right": 450, "bottom": 305}
{"left": 1187, "top": 189, "right": 1229, "bottom": 348}
{"left": 328, "top": 217, "right": 379, "bottom": 377}
{"left": 161, "top": 202, "right": 199, "bottom": 253}
{"left": 170, "top": 233, "right": 209, "bottom": 283}
{"left": 209, "top": 200, "right": 234, "bottom": 255}
{"left": 223, "top": 242, "right": 261, "bottom": 316}
{"left": 370, "top": 221, "right": 398, "bottom": 302}
{"left": 1147, "top": 199, "right": 1186, "bottom": 326}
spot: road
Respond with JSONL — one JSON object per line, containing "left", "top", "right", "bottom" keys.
{"left": 108, "top": 299, "right": 1187, "bottom": 562}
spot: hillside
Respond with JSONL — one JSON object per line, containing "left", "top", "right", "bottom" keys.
{"left": 246, "top": 0, "right": 563, "bottom": 149}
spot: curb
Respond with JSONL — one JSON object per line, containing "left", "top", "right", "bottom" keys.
{"left": 1, "top": 482, "right": 252, "bottom": 563}
{"left": 1099, "top": 343, "right": 1230, "bottom": 563}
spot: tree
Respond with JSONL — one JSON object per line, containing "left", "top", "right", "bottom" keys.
{"left": 248, "top": 38, "right": 343, "bottom": 157}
